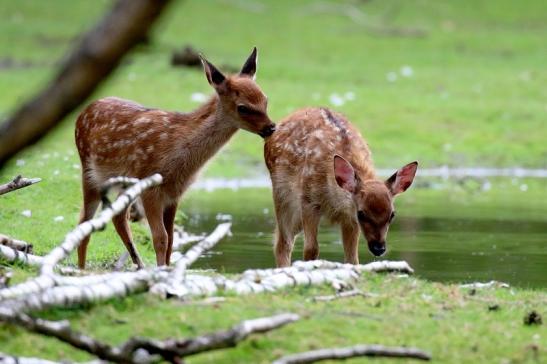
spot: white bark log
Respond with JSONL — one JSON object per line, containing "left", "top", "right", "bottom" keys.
{"left": 1, "top": 270, "right": 155, "bottom": 313}
{"left": 150, "top": 223, "right": 232, "bottom": 298}
{"left": 41, "top": 174, "right": 163, "bottom": 275}
{"left": 0, "top": 174, "right": 162, "bottom": 301}
{"left": 460, "top": 281, "right": 510, "bottom": 289}
{"left": 0, "top": 234, "right": 33, "bottom": 253}
{"left": 0, "top": 175, "right": 41, "bottom": 196}
{"left": 0, "top": 353, "right": 65, "bottom": 364}
{"left": 272, "top": 344, "right": 432, "bottom": 363}
{"left": 0, "top": 245, "right": 44, "bottom": 266}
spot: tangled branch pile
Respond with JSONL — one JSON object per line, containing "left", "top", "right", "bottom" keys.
{"left": 0, "top": 175, "right": 429, "bottom": 363}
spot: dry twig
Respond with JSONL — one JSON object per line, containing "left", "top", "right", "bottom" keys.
{"left": 0, "top": 175, "right": 41, "bottom": 196}
{"left": 273, "top": 344, "right": 431, "bottom": 363}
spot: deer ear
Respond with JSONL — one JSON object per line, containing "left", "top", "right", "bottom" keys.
{"left": 334, "top": 155, "right": 356, "bottom": 193}
{"left": 386, "top": 161, "right": 418, "bottom": 196}
{"left": 200, "top": 55, "right": 226, "bottom": 87}
{"left": 240, "top": 47, "right": 257, "bottom": 80}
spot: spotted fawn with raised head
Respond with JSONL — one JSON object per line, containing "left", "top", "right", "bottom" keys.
{"left": 76, "top": 47, "right": 274, "bottom": 269}
{"left": 264, "top": 108, "right": 417, "bottom": 267}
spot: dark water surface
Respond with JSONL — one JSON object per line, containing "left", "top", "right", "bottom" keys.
{"left": 182, "top": 186, "right": 547, "bottom": 288}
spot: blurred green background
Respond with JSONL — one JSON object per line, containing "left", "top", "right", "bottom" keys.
{"left": 1, "top": 0, "right": 545, "bottom": 176}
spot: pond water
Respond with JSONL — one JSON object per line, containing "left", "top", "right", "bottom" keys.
{"left": 181, "top": 182, "right": 547, "bottom": 288}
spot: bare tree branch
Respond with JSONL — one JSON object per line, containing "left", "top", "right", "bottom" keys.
{"left": 311, "top": 289, "right": 372, "bottom": 302}
{"left": 0, "top": 0, "right": 172, "bottom": 168}
{"left": 119, "top": 313, "right": 299, "bottom": 359}
{"left": 460, "top": 281, "right": 510, "bottom": 289}
{"left": 0, "top": 234, "right": 33, "bottom": 253}
{"left": 0, "top": 174, "right": 163, "bottom": 301}
{"left": 273, "top": 344, "right": 431, "bottom": 363}
{"left": 0, "top": 309, "right": 298, "bottom": 364}
{"left": 0, "top": 175, "right": 41, "bottom": 196}
{"left": 0, "top": 245, "right": 44, "bottom": 266}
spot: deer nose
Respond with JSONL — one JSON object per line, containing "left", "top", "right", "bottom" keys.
{"left": 369, "top": 241, "right": 386, "bottom": 257}
{"left": 259, "top": 123, "right": 276, "bottom": 138}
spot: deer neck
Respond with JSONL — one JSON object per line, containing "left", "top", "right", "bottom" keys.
{"left": 172, "top": 96, "right": 238, "bottom": 173}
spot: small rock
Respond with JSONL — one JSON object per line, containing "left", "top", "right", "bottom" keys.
{"left": 524, "top": 310, "right": 542, "bottom": 326}
{"left": 488, "top": 304, "right": 500, "bottom": 311}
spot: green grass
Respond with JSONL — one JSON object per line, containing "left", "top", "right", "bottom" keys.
{"left": 0, "top": 273, "right": 545, "bottom": 363}
{"left": 1, "top": 1, "right": 546, "bottom": 362}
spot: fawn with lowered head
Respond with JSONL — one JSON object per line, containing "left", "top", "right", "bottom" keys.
{"left": 264, "top": 108, "right": 417, "bottom": 267}
{"left": 76, "top": 47, "right": 274, "bottom": 269}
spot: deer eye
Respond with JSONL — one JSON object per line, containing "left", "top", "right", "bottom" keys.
{"left": 389, "top": 211, "right": 396, "bottom": 222}
{"left": 357, "top": 210, "right": 367, "bottom": 222}
{"left": 237, "top": 105, "right": 253, "bottom": 115}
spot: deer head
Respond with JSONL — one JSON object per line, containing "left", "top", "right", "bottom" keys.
{"left": 200, "top": 47, "right": 275, "bottom": 138}
{"left": 334, "top": 155, "right": 418, "bottom": 257}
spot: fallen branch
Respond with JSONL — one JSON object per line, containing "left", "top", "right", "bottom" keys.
{"left": 170, "top": 223, "right": 232, "bottom": 278}
{"left": 0, "top": 175, "right": 41, "bottom": 196}
{"left": 273, "top": 344, "right": 431, "bottom": 363}
{"left": 0, "top": 308, "right": 298, "bottom": 363}
{"left": 41, "top": 174, "right": 163, "bottom": 275}
{"left": 150, "top": 223, "right": 232, "bottom": 298}
{"left": 0, "top": 234, "right": 33, "bottom": 253}
{"left": 118, "top": 313, "right": 299, "bottom": 359}
{"left": 312, "top": 289, "right": 371, "bottom": 302}
{"left": 0, "top": 174, "right": 163, "bottom": 301}
{"left": 0, "top": 244, "right": 44, "bottom": 266}
{"left": 0, "top": 352, "right": 65, "bottom": 364}
{"left": 113, "top": 226, "right": 204, "bottom": 271}
{"left": 460, "top": 281, "right": 510, "bottom": 289}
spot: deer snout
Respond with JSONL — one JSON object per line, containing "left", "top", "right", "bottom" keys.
{"left": 368, "top": 240, "right": 386, "bottom": 257}
{"left": 259, "top": 123, "right": 276, "bottom": 138}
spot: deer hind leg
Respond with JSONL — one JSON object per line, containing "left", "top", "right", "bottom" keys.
{"left": 112, "top": 205, "right": 144, "bottom": 269}
{"left": 77, "top": 182, "right": 101, "bottom": 269}
{"left": 341, "top": 221, "right": 360, "bottom": 265}
{"left": 142, "top": 193, "right": 168, "bottom": 266}
{"left": 162, "top": 203, "right": 178, "bottom": 266}
{"left": 301, "top": 202, "right": 321, "bottom": 261}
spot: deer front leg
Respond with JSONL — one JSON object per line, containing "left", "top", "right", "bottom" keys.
{"left": 341, "top": 221, "right": 360, "bottom": 264}
{"left": 302, "top": 202, "right": 321, "bottom": 261}
{"left": 142, "top": 194, "right": 168, "bottom": 266}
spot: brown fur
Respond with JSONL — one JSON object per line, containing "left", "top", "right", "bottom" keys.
{"left": 264, "top": 107, "right": 417, "bottom": 267}
{"left": 76, "top": 48, "right": 274, "bottom": 268}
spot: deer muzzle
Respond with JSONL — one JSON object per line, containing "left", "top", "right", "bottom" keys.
{"left": 259, "top": 123, "right": 276, "bottom": 138}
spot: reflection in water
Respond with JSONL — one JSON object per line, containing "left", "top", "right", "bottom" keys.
{"left": 182, "top": 188, "right": 547, "bottom": 288}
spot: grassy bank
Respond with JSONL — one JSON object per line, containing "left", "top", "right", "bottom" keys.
{"left": 0, "top": 272, "right": 545, "bottom": 363}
